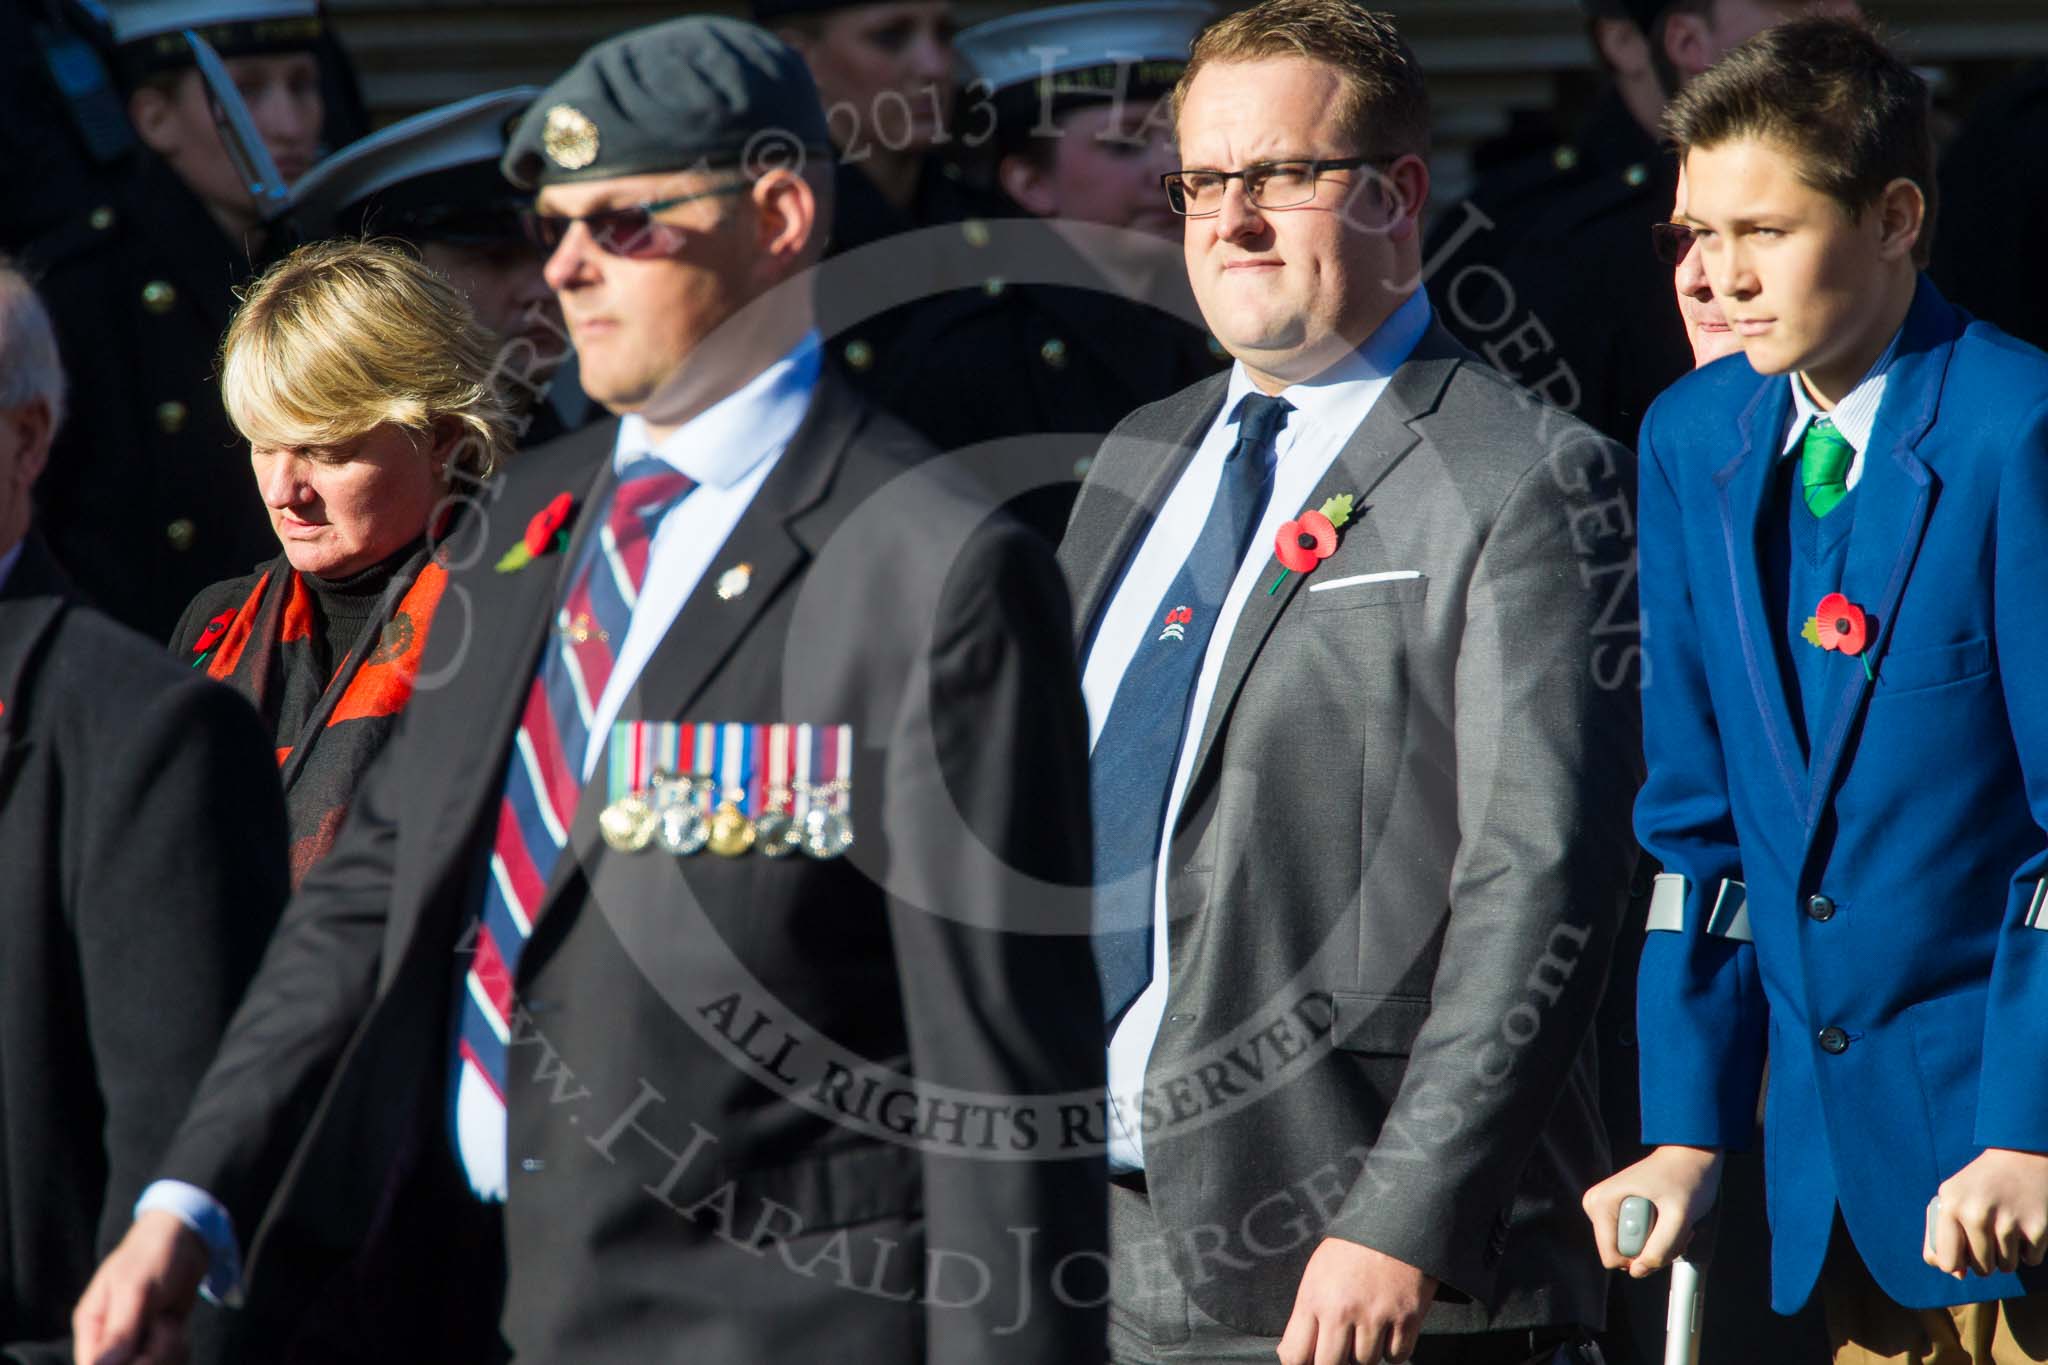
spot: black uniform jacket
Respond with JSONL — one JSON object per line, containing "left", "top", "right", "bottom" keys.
{"left": 152, "top": 372, "right": 1110, "bottom": 1364}
{"left": 28, "top": 155, "right": 277, "bottom": 640}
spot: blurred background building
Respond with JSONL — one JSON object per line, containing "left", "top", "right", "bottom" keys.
{"left": 327, "top": 0, "right": 2048, "bottom": 215}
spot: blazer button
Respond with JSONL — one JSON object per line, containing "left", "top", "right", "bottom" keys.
{"left": 1818, "top": 1026, "right": 1849, "bottom": 1055}
{"left": 1807, "top": 895, "right": 1836, "bottom": 922}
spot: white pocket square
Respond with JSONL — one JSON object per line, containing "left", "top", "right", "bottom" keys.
{"left": 1308, "top": 570, "right": 1424, "bottom": 594}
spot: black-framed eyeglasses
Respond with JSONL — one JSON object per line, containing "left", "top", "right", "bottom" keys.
{"left": 1651, "top": 221, "right": 1696, "bottom": 266}
{"left": 520, "top": 183, "right": 751, "bottom": 258}
{"left": 1161, "top": 155, "right": 1392, "bottom": 217}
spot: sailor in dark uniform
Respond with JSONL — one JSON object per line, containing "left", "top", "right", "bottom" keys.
{"left": 1425, "top": 0, "right": 1688, "bottom": 446}
{"left": 1429, "top": 0, "right": 1855, "bottom": 446}
{"left": 0, "top": 0, "right": 135, "bottom": 255}
{"left": 283, "top": 87, "right": 598, "bottom": 449}
{"left": 849, "top": 0, "right": 1227, "bottom": 539}
{"left": 1424, "top": 0, "right": 1657, "bottom": 308}
{"left": 25, "top": 0, "right": 326, "bottom": 640}
{"left": 754, "top": 0, "right": 1024, "bottom": 404}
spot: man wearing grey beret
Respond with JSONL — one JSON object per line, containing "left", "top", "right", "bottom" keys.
{"left": 73, "top": 15, "right": 1107, "bottom": 1365}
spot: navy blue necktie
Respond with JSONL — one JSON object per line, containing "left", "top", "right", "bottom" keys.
{"left": 1090, "top": 393, "right": 1293, "bottom": 1027}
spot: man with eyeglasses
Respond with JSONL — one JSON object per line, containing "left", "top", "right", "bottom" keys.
{"left": 72, "top": 16, "right": 1106, "bottom": 1365}
{"left": 1057, "top": 2, "right": 1637, "bottom": 1362}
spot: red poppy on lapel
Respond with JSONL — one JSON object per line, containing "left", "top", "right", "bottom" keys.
{"left": 497, "top": 491, "right": 577, "bottom": 573}
{"left": 1275, "top": 510, "right": 1338, "bottom": 574}
{"left": 193, "top": 607, "right": 235, "bottom": 655}
{"left": 1268, "top": 494, "right": 1357, "bottom": 595}
{"left": 1804, "top": 592, "right": 1870, "bottom": 656}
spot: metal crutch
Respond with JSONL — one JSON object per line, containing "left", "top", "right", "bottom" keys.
{"left": 1618, "top": 1194, "right": 1705, "bottom": 1365}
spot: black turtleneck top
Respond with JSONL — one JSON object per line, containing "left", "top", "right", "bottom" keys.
{"left": 304, "top": 538, "right": 423, "bottom": 677}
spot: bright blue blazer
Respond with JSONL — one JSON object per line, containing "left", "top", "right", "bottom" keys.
{"left": 1634, "top": 276, "right": 2048, "bottom": 1312}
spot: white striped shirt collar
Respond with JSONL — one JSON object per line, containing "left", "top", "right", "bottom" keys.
{"left": 614, "top": 331, "right": 822, "bottom": 490}
{"left": 1781, "top": 323, "right": 1904, "bottom": 459}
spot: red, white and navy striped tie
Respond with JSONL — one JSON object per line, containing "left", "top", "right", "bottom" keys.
{"left": 453, "top": 459, "right": 694, "bottom": 1199}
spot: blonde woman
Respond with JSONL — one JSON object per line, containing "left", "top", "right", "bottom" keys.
{"left": 170, "top": 239, "right": 513, "bottom": 884}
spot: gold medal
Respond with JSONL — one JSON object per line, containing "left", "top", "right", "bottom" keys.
{"left": 600, "top": 794, "right": 656, "bottom": 852}
{"left": 707, "top": 801, "right": 757, "bottom": 858}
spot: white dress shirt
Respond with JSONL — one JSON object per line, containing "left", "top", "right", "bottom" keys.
{"left": 1082, "top": 289, "right": 1433, "bottom": 1171}
{"left": 1780, "top": 323, "right": 1905, "bottom": 485}
{"left": 137, "top": 331, "right": 824, "bottom": 1298}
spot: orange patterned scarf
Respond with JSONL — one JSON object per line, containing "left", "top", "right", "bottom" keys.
{"left": 200, "top": 545, "right": 449, "bottom": 885}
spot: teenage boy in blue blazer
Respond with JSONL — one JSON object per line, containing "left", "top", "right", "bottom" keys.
{"left": 1581, "top": 18, "right": 2048, "bottom": 1360}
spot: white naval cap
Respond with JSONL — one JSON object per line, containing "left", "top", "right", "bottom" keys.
{"left": 107, "top": 0, "right": 321, "bottom": 83}
{"left": 288, "top": 87, "right": 540, "bottom": 242}
{"left": 956, "top": 0, "right": 1214, "bottom": 98}
{"left": 108, "top": 0, "right": 315, "bottom": 44}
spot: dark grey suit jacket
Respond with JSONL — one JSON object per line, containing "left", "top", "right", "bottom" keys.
{"left": 1060, "top": 321, "right": 1642, "bottom": 1336}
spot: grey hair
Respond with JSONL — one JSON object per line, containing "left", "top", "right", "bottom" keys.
{"left": 0, "top": 261, "right": 66, "bottom": 434}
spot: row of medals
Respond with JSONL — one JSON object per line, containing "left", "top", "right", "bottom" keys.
{"left": 601, "top": 772, "right": 854, "bottom": 861}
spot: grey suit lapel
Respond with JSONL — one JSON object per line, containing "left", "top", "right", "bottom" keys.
{"left": 1178, "top": 332, "right": 1459, "bottom": 803}
{"left": 1065, "top": 373, "right": 1228, "bottom": 653}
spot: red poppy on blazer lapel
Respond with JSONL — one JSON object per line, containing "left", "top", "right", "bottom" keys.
{"left": 496, "top": 491, "right": 577, "bottom": 573}
{"left": 1802, "top": 591, "right": 1875, "bottom": 679}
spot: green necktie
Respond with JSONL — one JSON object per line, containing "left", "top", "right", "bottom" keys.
{"left": 1800, "top": 417, "right": 1854, "bottom": 518}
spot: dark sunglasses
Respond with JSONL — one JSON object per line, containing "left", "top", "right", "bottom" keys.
{"left": 520, "top": 182, "right": 751, "bottom": 258}
{"left": 1651, "top": 221, "right": 1696, "bottom": 267}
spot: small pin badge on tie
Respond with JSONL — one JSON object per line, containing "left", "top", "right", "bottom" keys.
{"left": 716, "top": 564, "right": 752, "bottom": 601}
{"left": 1158, "top": 605, "right": 1192, "bottom": 643}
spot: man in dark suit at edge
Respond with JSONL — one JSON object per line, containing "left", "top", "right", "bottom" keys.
{"left": 0, "top": 263, "right": 289, "bottom": 1365}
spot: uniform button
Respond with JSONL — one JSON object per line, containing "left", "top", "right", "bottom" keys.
{"left": 156, "top": 400, "right": 188, "bottom": 433}
{"left": 165, "top": 517, "right": 197, "bottom": 551}
{"left": 141, "top": 280, "right": 177, "bottom": 314}
{"left": 962, "top": 218, "right": 991, "bottom": 249}
{"left": 89, "top": 205, "right": 116, "bottom": 231}
{"left": 1551, "top": 145, "right": 1579, "bottom": 172}
{"left": 1039, "top": 338, "right": 1068, "bottom": 369}
{"left": 1818, "top": 1026, "right": 1849, "bottom": 1055}
{"left": 1807, "top": 894, "right": 1836, "bottom": 922}
{"left": 843, "top": 339, "right": 874, "bottom": 372}
{"left": 1624, "top": 163, "right": 1648, "bottom": 187}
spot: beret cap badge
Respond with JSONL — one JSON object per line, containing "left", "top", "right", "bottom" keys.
{"left": 542, "top": 104, "right": 601, "bottom": 170}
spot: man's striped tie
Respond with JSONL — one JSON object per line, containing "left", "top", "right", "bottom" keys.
{"left": 453, "top": 458, "right": 695, "bottom": 1199}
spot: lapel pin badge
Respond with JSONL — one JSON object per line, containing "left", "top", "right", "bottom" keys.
{"left": 716, "top": 563, "right": 753, "bottom": 601}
